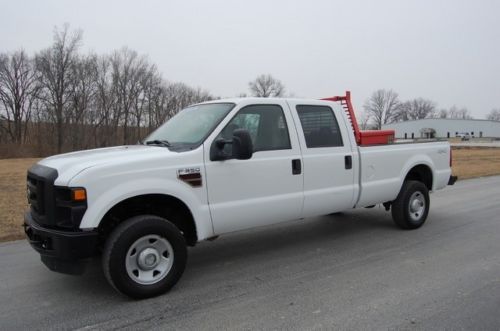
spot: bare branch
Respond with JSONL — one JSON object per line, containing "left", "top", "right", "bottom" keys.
{"left": 363, "top": 89, "right": 401, "bottom": 129}
{"left": 248, "top": 74, "right": 285, "bottom": 97}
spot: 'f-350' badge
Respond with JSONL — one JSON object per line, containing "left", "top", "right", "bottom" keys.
{"left": 177, "top": 168, "right": 202, "bottom": 187}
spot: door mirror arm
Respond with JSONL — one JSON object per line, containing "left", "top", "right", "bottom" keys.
{"left": 215, "top": 138, "right": 232, "bottom": 149}
{"left": 210, "top": 138, "right": 231, "bottom": 161}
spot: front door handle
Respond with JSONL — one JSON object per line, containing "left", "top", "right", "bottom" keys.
{"left": 345, "top": 155, "right": 352, "bottom": 170}
{"left": 292, "top": 159, "right": 301, "bottom": 175}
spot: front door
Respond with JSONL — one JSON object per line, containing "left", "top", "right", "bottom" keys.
{"left": 204, "top": 101, "right": 303, "bottom": 235}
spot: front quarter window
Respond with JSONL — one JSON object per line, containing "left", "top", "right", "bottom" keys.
{"left": 145, "top": 103, "right": 235, "bottom": 151}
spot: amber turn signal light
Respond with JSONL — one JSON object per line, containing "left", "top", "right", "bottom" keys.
{"left": 71, "top": 188, "right": 87, "bottom": 201}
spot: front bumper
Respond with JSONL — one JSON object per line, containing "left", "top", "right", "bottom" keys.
{"left": 24, "top": 212, "right": 99, "bottom": 275}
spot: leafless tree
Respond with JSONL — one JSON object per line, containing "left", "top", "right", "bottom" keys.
{"left": 0, "top": 50, "right": 40, "bottom": 143}
{"left": 35, "top": 24, "right": 83, "bottom": 152}
{"left": 139, "top": 67, "right": 162, "bottom": 132}
{"left": 162, "top": 82, "right": 212, "bottom": 120}
{"left": 358, "top": 111, "right": 371, "bottom": 130}
{"left": 363, "top": 89, "right": 400, "bottom": 129}
{"left": 248, "top": 74, "right": 285, "bottom": 97}
{"left": 0, "top": 25, "right": 218, "bottom": 157}
{"left": 92, "top": 56, "right": 114, "bottom": 147}
{"left": 447, "top": 106, "right": 473, "bottom": 119}
{"left": 487, "top": 109, "right": 500, "bottom": 121}
{"left": 394, "top": 98, "right": 436, "bottom": 122}
{"left": 67, "top": 53, "right": 98, "bottom": 149}
{"left": 110, "top": 47, "right": 150, "bottom": 144}
{"left": 436, "top": 109, "right": 449, "bottom": 118}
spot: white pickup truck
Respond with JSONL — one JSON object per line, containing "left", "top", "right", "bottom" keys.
{"left": 24, "top": 92, "right": 456, "bottom": 298}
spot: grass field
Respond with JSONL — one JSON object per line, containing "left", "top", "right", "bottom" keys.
{"left": 1, "top": 147, "right": 500, "bottom": 242}
{"left": 452, "top": 147, "right": 500, "bottom": 179}
{"left": 0, "top": 158, "right": 39, "bottom": 242}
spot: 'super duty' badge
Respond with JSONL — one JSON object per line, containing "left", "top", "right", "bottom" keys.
{"left": 177, "top": 168, "right": 202, "bottom": 187}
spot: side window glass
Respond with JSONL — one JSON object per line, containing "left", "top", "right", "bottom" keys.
{"left": 218, "top": 104, "right": 291, "bottom": 153}
{"left": 296, "top": 105, "right": 344, "bottom": 148}
{"left": 224, "top": 113, "right": 260, "bottom": 142}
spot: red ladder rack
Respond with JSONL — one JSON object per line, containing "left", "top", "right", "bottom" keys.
{"left": 321, "top": 91, "right": 395, "bottom": 146}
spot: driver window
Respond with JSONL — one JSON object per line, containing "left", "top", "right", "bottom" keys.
{"left": 218, "top": 104, "right": 291, "bottom": 153}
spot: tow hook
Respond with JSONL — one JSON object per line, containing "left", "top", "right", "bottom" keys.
{"left": 383, "top": 202, "right": 391, "bottom": 211}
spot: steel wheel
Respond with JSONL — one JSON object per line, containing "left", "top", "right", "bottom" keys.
{"left": 408, "top": 191, "right": 426, "bottom": 221}
{"left": 103, "top": 215, "right": 187, "bottom": 299}
{"left": 125, "top": 234, "right": 174, "bottom": 285}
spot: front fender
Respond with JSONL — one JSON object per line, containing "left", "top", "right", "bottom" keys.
{"left": 77, "top": 178, "right": 214, "bottom": 241}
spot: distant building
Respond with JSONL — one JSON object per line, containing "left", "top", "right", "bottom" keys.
{"left": 382, "top": 119, "right": 500, "bottom": 139}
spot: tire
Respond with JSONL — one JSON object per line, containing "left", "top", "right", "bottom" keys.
{"left": 391, "top": 180, "right": 430, "bottom": 230}
{"left": 102, "top": 215, "right": 187, "bottom": 299}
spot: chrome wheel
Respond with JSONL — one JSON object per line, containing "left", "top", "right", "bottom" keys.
{"left": 125, "top": 234, "right": 174, "bottom": 285}
{"left": 408, "top": 191, "right": 426, "bottom": 222}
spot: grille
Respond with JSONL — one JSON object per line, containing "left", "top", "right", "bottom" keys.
{"left": 26, "top": 164, "right": 58, "bottom": 227}
{"left": 26, "top": 164, "right": 86, "bottom": 229}
{"left": 27, "top": 175, "right": 45, "bottom": 215}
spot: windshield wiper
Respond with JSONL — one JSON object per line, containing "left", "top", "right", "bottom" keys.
{"left": 145, "top": 139, "right": 171, "bottom": 147}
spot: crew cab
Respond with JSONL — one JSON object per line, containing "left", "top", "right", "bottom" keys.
{"left": 24, "top": 92, "right": 457, "bottom": 298}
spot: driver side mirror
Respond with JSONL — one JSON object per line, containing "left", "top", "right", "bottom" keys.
{"left": 210, "top": 129, "right": 253, "bottom": 161}
{"left": 231, "top": 129, "right": 253, "bottom": 160}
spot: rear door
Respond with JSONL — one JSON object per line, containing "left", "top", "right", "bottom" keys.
{"left": 204, "top": 100, "right": 304, "bottom": 235}
{"left": 287, "top": 100, "right": 356, "bottom": 217}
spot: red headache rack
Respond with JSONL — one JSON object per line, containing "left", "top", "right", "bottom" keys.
{"left": 321, "top": 91, "right": 395, "bottom": 146}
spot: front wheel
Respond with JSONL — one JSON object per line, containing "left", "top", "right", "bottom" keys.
{"left": 102, "top": 215, "right": 187, "bottom": 299}
{"left": 391, "top": 180, "right": 430, "bottom": 229}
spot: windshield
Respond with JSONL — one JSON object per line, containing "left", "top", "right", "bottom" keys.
{"left": 145, "top": 103, "right": 235, "bottom": 150}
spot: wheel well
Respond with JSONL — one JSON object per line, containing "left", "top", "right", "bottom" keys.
{"left": 98, "top": 194, "right": 198, "bottom": 247}
{"left": 404, "top": 165, "right": 433, "bottom": 190}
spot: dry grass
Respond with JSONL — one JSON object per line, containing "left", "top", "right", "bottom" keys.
{"left": 0, "top": 158, "right": 40, "bottom": 242}
{"left": 1, "top": 148, "right": 500, "bottom": 242}
{"left": 452, "top": 147, "right": 500, "bottom": 179}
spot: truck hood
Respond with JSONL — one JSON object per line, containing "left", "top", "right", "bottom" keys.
{"left": 38, "top": 145, "right": 172, "bottom": 185}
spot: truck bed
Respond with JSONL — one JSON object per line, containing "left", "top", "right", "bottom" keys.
{"left": 355, "top": 141, "right": 452, "bottom": 208}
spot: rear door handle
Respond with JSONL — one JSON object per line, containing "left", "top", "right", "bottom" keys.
{"left": 345, "top": 155, "right": 352, "bottom": 170}
{"left": 292, "top": 159, "right": 301, "bottom": 175}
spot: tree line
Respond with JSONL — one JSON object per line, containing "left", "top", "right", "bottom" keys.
{"left": 362, "top": 89, "right": 500, "bottom": 130}
{"left": 0, "top": 26, "right": 291, "bottom": 158}
{"left": 363, "top": 89, "right": 473, "bottom": 130}
{"left": 0, "top": 25, "right": 213, "bottom": 156}
{"left": 245, "top": 81, "right": 500, "bottom": 130}
{"left": 1, "top": 25, "right": 498, "bottom": 157}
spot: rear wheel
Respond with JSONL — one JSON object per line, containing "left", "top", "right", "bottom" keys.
{"left": 102, "top": 215, "right": 187, "bottom": 299}
{"left": 391, "top": 180, "right": 430, "bottom": 229}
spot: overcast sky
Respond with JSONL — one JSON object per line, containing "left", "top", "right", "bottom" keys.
{"left": 1, "top": 0, "right": 498, "bottom": 118}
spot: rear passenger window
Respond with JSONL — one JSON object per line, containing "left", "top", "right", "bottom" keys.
{"left": 296, "top": 105, "right": 343, "bottom": 148}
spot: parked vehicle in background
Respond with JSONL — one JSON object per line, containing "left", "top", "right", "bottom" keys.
{"left": 23, "top": 91, "right": 457, "bottom": 299}
{"left": 456, "top": 132, "right": 471, "bottom": 141}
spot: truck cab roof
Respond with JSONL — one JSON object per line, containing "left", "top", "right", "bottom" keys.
{"left": 197, "top": 97, "right": 336, "bottom": 106}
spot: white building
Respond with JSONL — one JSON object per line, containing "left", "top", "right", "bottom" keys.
{"left": 382, "top": 118, "right": 500, "bottom": 139}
